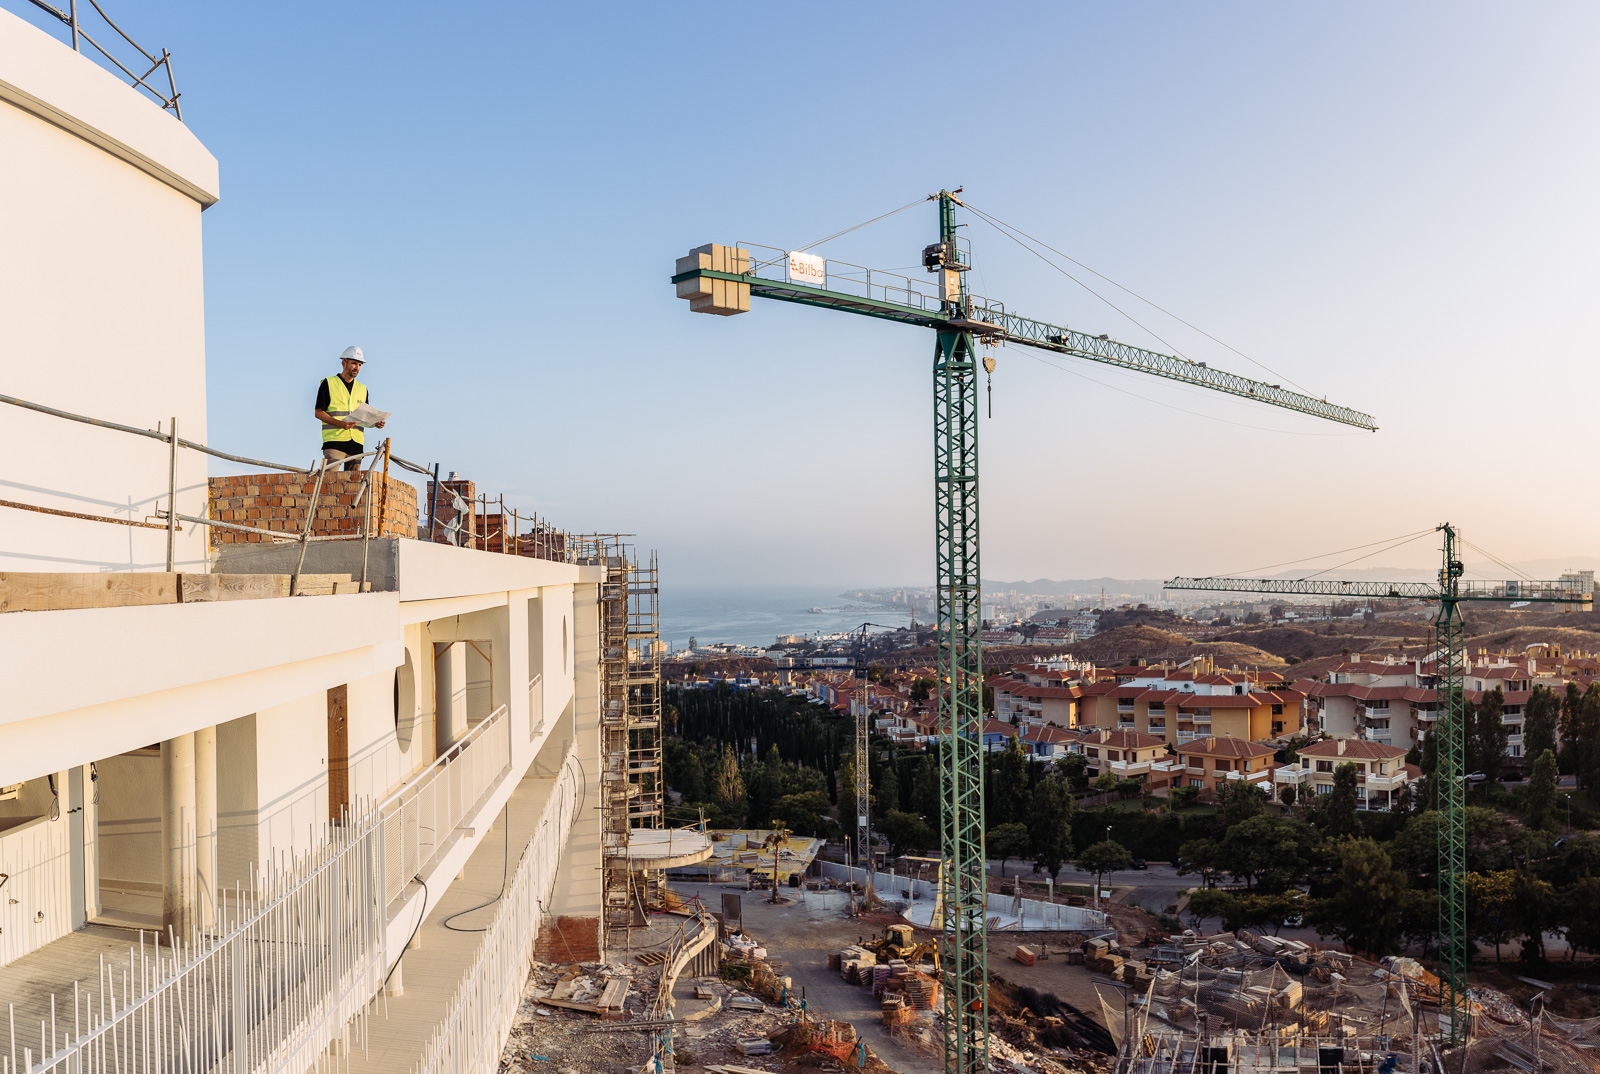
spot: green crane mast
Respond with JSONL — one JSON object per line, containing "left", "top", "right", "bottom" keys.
{"left": 1166, "top": 523, "right": 1589, "bottom": 1047}
{"left": 672, "top": 192, "right": 1375, "bottom": 1074}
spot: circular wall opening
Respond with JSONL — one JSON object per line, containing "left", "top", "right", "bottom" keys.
{"left": 395, "top": 649, "right": 417, "bottom": 751}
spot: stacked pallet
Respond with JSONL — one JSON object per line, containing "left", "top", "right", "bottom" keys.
{"left": 1085, "top": 937, "right": 1124, "bottom": 976}
{"left": 838, "top": 945, "right": 878, "bottom": 985}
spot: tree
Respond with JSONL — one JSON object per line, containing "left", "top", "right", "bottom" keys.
{"left": 1058, "top": 753, "right": 1089, "bottom": 790}
{"left": 711, "top": 744, "right": 745, "bottom": 811}
{"left": 910, "top": 677, "right": 935, "bottom": 703}
{"left": 1076, "top": 839, "right": 1135, "bottom": 899}
{"left": 874, "top": 756, "right": 901, "bottom": 815}
{"left": 1525, "top": 749, "right": 1559, "bottom": 830}
{"left": 1465, "top": 870, "right": 1519, "bottom": 961}
{"left": 1183, "top": 887, "right": 1238, "bottom": 931}
{"left": 878, "top": 810, "right": 936, "bottom": 855}
{"left": 1279, "top": 784, "right": 1297, "bottom": 808}
{"left": 1027, "top": 777, "right": 1076, "bottom": 880}
{"left": 1177, "top": 838, "right": 1223, "bottom": 888}
{"left": 1562, "top": 877, "right": 1600, "bottom": 959}
{"left": 989, "top": 735, "right": 1029, "bottom": 826}
{"left": 1524, "top": 685, "right": 1560, "bottom": 765}
{"left": 1218, "top": 780, "right": 1266, "bottom": 827}
{"left": 1578, "top": 684, "right": 1600, "bottom": 792}
{"left": 1244, "top": 611, "right": 1264, "bottom": 625}
{"left": 1559, "top": 682, "right": 1584, "bottom": 775}
{"left": 1093, "top": 772, "right": 1117, "bottom": 792}
{"left": 910, "top": 751, "right": 942, "bottom": 823}
{"left": 1469, "top": 688, "right": 1509, "bottom": 784}
{"left": 1218, "top": 815, "right": 1321, "bottom": 892}
{"left": 771, "top": 791, "right": 835, "bottom": 839}
{"left": 1317, "top": 762, "right": 1360, "bottom": 838}
{"left": 1313, "top": 837, "right": 1407, "bottom": 955}
{"left": 987, "top": 822, "right": 1030, "bottom": 879}
{"left": 1512, "top": 869, "right": 1557, "bottom": 962}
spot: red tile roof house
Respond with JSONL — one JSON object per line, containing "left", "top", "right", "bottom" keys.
{"left": 1071, "top": 729, "right": 1173, "bottom": 786}
{"left": 1173, "top": 736, "right": 1277, "bottom": 796}
{"left": 1275, "top": 737, "right": 1416, "bottom": 811}
{"left": 1020, "top": 724, "right": 1077, "bottom": 760}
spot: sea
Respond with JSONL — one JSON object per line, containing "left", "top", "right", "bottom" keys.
{"left": 659, "top": 585, "right": 914, "bottom": 650}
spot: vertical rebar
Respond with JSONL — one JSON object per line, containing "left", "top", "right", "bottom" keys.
{"left": 427, "top": 462, "right": 441, "bottom": 541}
{"left": 165, "top": 416, "right": 178, "bottom": 572}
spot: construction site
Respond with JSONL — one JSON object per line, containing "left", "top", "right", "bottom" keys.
{"left": 4, "top": 6, "right": 1598, "bottom": 1073}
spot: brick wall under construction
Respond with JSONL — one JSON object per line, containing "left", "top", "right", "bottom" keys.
{"left": 534, "top": 915, "right": 601, "bottom": 964}
{"left": 207, "top": 473, "right": 418, "bottom": 544}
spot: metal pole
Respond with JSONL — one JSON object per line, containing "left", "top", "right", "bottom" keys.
{"left": 165, "top": 416, "right": 178, "bottom": 571}
{"left": 291, "top": 460, "right": 328, "bottom": 597}
{"left": 69, "top": 0, "right": 79, "bottom": 50}
{"left": 512, "top": 508, "right": 519, "bottom": 557}
{"left": 427, "top": 463, "right": 441, "bottom": 541}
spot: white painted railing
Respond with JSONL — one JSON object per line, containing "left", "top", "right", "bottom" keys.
{"left": 378, "top": 705, "right": 513, "bottom": 910}
{"left": 16, "top": 706, "right": 515, "bottom": 1074}
{"left": 527, "top": 673, "right": 544, "bottom": 741}
{"left": 410, "top": 751, "right": 580, "bottom": 1074}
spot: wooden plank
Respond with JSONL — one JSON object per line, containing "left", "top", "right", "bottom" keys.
{"left": 293, "top": 574, "right": 355, "bottom": 596}
{"left": 178, "top": 574, "right": 290, "bottom": 602}
{"left": 539, "top": 997, "right": 603, "bottom": 1014}
{"left": 597, "top": 978, "right": 628, "bottom": 1009}
{"left": 0, "top": 572, "right": 177, "bottom": 612}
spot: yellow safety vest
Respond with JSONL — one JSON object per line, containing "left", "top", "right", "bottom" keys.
{"left": 321, "top": 375, "right": 369, "bottom": 446}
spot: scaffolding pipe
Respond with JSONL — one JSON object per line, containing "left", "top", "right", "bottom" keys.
{"left": 0, "top": 393, "right": 311, "bottom": 473}
{"left": 290, "top": 460, "right": 328, "bottom": 597}
{"left": 164, "top": 416, "right": 177, "bottom": 571}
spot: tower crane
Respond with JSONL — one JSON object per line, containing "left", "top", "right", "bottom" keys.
{"left": 1166, "top": 523, "right": 1589, "bottom": 1047}
{"left": 672, "top": 192, "right": 1377, "bottom": 1074}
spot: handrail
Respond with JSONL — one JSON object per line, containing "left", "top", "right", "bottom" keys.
{"left": 20, "top": 0, "right": 183, "bottom": 119}
{"left": 379, "top": 702, "right": 508, "bottom": 815}
{"left": 1, "top": 389, "right": 599, "bottom": 564}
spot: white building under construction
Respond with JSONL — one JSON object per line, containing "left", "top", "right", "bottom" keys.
{"left": 0, "top": 7, "right": 706, "bottom": 1071}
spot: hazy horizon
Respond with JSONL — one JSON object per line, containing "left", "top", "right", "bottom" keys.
{"left": 16, "top": 2, "right": 1596, "bottom": 588}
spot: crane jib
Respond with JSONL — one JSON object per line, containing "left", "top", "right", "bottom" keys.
{"left": 670, "top": 264, "right": 1378, "bottom": 432}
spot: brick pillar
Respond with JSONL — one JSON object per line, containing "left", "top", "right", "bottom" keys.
{"left": 426, "top": 477, "right": 476, "bottom": 546}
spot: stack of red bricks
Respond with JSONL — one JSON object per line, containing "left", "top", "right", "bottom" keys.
{"left": 207, "top": 472, "right": 418, "bottom": 545}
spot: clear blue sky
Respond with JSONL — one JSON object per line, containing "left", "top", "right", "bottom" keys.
{"left": 17, "top": 2, "right": 1600, "bottom": 587}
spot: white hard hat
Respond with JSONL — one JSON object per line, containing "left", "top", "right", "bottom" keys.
{"left": 339, "top": 345, "right": 364, "bottom": 363}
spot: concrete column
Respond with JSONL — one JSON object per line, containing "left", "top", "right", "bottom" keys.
{"left": 161, "top": 732, "right": 196, "bottom": 936}
{"left": 195, "top": 725, "right": 217, "bottom": 931}
{"left": 434, "top": 641, "right": 467, "bottom": 754}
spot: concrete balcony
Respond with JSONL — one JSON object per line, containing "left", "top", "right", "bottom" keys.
{"left": 1117, "top": 721, "right": 1137, "bottom": 732}
{"left": 1275, "top": 766, "right": 1308, "bottom": 783}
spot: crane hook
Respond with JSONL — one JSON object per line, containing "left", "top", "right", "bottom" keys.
{"left": 982, "top": 355, "right": 996, "bottom": 418}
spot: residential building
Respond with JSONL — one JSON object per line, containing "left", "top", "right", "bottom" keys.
{"left": 0, "top": 15, "right": 704, "bottom": 1071}
{"left": 1072, "top": 729, "right": 1170, "bottom": 782}
{"left": 1172, "top": 737, "right": 1276, "bottom": 794}
{"left": 1274, "top": 739, "right": 1417, "bottom": 811}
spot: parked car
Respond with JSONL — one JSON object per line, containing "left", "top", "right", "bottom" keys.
{"left": 1498, "top": 772, "right": 1523, "bottom": 783}
{"left": 1283, "top": 913, "right": 1304, "bottom": 928}
{"left": 1132, "top": 858, "right": 1147, "bottom": 870}
{"left": 1466, "top": 772, "right": 1487, "bottom": 783}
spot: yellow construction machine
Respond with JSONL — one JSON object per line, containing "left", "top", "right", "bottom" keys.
{"left": 866, "top": 923, "right": 940, "bottom": 970}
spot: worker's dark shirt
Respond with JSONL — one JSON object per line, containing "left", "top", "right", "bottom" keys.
{"left": 316, "top": 376, "right": 369, "bottom": 451}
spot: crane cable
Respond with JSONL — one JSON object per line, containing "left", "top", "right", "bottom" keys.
{"left": 961, "top": 201, "right": 1318, "bottom": 397}
{"left": 1216, "top": 527, "right": 1439, "bottom": 580}
{"left": 1458, "top": 538, "right": 1536, "bottom": 583}
{"left": 748, "top": 196, "right": 932, "bottom": 275}
{"left": 1297, "top": 528, "right": 1436, "bottom": 582}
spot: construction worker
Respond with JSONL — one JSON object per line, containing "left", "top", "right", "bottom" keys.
{"left": 313, "top": 345, "right": 384, "bottom": 471}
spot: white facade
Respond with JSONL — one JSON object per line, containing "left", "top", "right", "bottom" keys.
{"left": 0, "top": 16, "right": 614, "bottom": 1071}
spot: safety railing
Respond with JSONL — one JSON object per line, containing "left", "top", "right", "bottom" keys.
{"left": 12, "top": 702, "right": 521, "bottom": 1074}
{"left": 410, "top": 752, "right": 580, "bottom": 1074}
{"left": 0, "top": 392, "right": 598, "bottom": 568}
{"left": 20, "top": 0, "right": 183, "bottom": 119}
{"left": 377, "top": 704, "right": 512, "bottom": 911}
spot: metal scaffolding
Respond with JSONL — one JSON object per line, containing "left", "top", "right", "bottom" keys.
{"left": 594, "top": 539, "right": 663, "bottom": 941}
